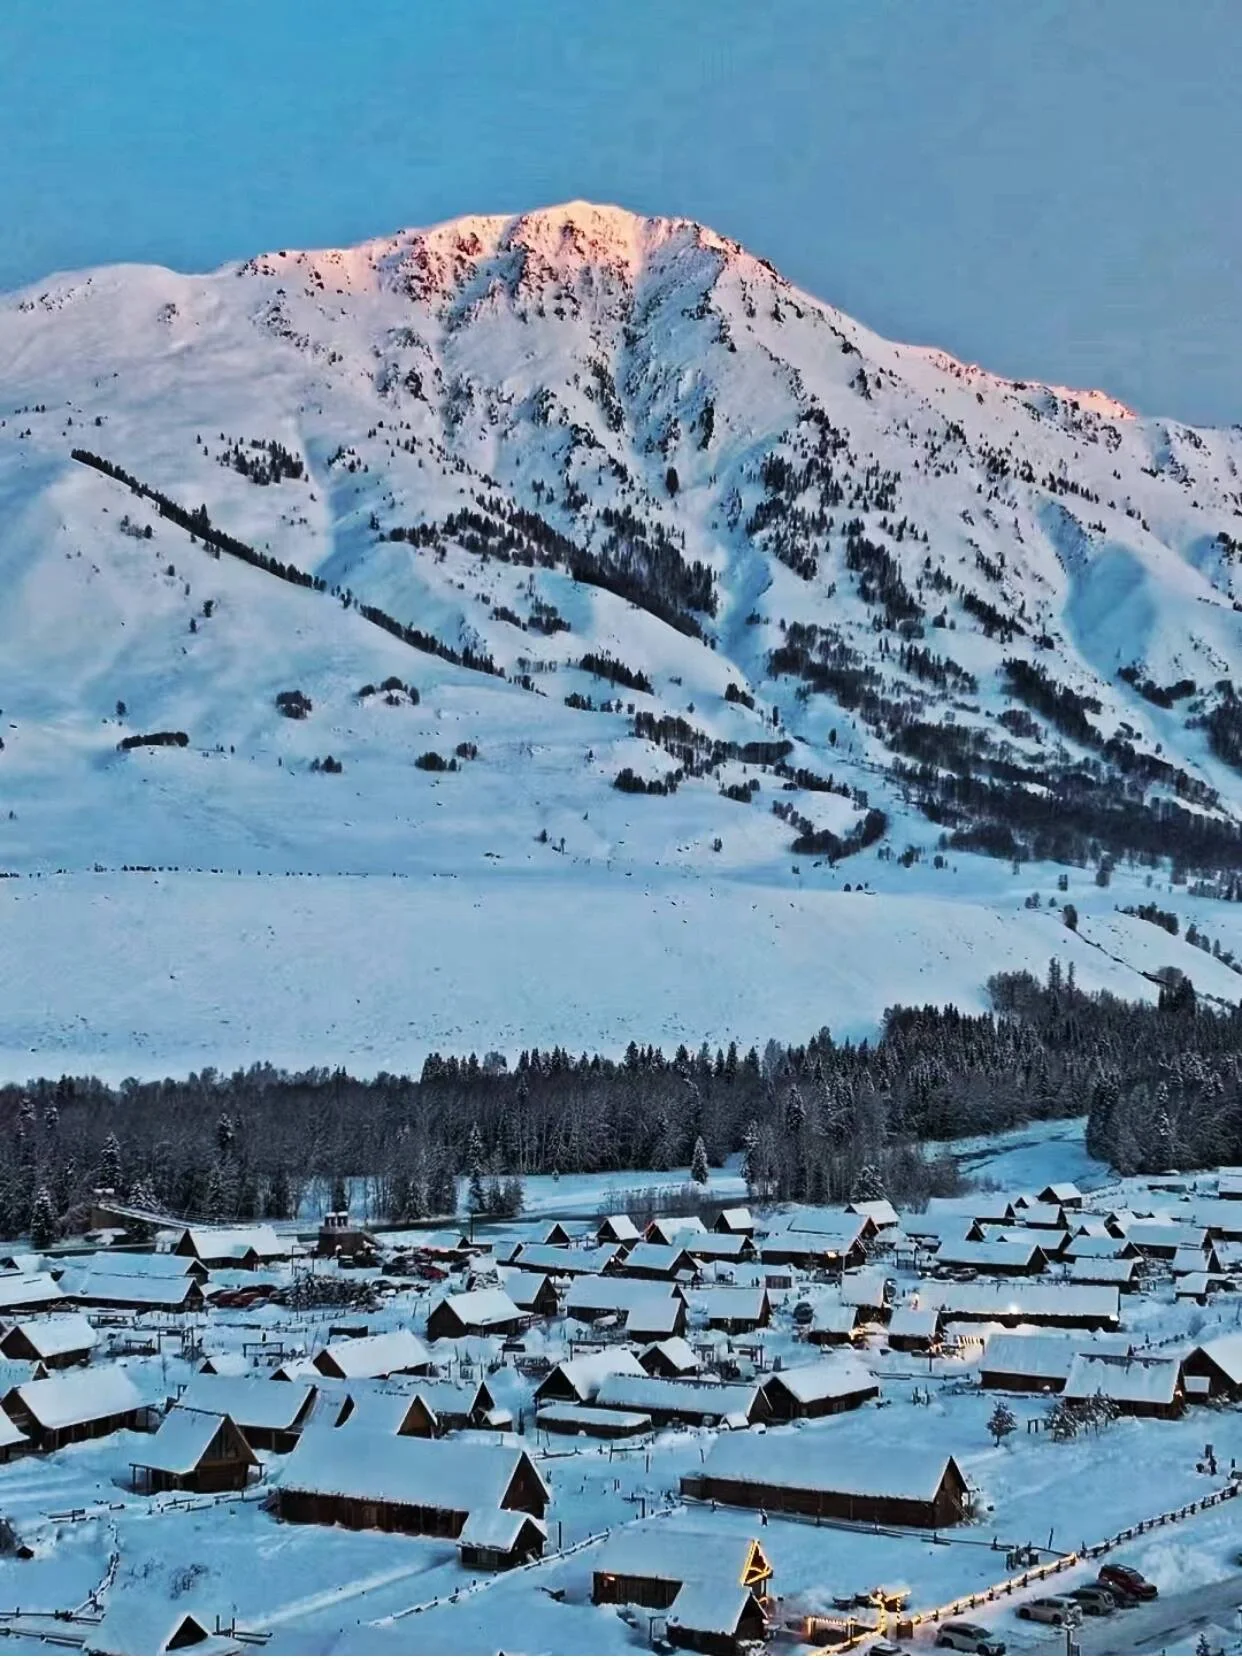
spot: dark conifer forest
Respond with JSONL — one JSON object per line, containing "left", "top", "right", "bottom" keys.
{"left": 0, "top": 963, "right": 1236, "bottom": 1239}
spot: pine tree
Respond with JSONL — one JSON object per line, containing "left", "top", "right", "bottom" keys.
{"left": 987, "top": 1400, "right": 1018, "bottom": 1446}
{"left": 690, "top": 1135, "right": 710, "bottom": 1186}
{"left": 98, "top": 1132, "right": 123, "bottom": 1194}
{"left": 29, "top": 1186, "right": 58, "bottom": 1250}
{"left": 205, "top": 1164, "right": 228, "bottom": 1223}
{"left": 851, "top": 1160, "right": 886, "bottom": 1203}
{"left": 466, "top": 1124, "right": 487, "bottom": 1215}
{"left": 740, "top": 1120, "right": 761, "bottom": 1190}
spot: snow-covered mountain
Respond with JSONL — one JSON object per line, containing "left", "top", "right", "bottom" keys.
{"left": 3, "top": 201, "right": 1242, "bottom": 1076}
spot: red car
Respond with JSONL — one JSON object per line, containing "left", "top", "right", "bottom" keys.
{"left": 1098, "top": 1563, "right": 1157, "bottom": 1600}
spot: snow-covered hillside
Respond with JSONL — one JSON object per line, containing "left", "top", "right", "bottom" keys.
{"left": 2, "top": 200, "right": 1241, "bottom": 1076}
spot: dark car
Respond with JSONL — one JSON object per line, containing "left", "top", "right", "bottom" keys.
{"left": 1068, "top": 1585, "right": 1116, "bottom": 1616}
{"left": 1099, "top": 1563, "right": 1158, "bottom": 1600}
{"left": 1092, "top": 1578, "right": 1140, "bottom": 1609}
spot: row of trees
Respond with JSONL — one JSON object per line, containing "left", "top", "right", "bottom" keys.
{"left": 0, "top": 962, "right": 1234, "bottom": 1242}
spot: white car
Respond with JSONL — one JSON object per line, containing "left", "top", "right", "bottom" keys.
{"left": 1017, "top": 1596, "right": 1083, "bottom": 1626}
{"left": 935, "top": 1621, "right": 1006, "bottom": 1654}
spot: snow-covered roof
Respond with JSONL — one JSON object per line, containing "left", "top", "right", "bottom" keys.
{"left": 537, "top": 1403, "right": 651, "bottom": 1433}
{"left": 937, "top": 1238, "right": 1045, "bottom": 1270}
{"left": 337, "top": 1390, "right": 429, "bottom": 1436}
{"left": 599, "top": 1215, "right": 641, "bottom": 1241}
{"left": 315, "top": 1329, "right": 430, "bottom": 1378}
{"left": 565, "top": 1276, "right": 680, "bottom": 1315}
{"left": 688, "top": 1287, "right": 768, "bottom": 1320}
{"left": 1176, "top": 1272, "right": 1210, "bottom": 1296}
{"left": 537, "top": 1346, "right": 645, "bottom": 1401}
{"left": 1172, "top": 1247, "right": 1215, "bottom": 1274}
{"left": 762, "top": 1207, "right": 867, "bottom": 1245}
{"left": 0, "top": 1272, "right": 65, "bottom": 1312}
{"left": 458, "top": 1507, "right": 546, "bottom": 1551}
{"left": 595, "top": 1374, "right": 764, "bottom": 1418}
{"left": 84, "top": 1604, "right": 215, "bottom": 1656}
{"left": 888, "top": 1307, "right": 941, "bottom": 1338}
{"left": 65, "top": 1272, "right": 198, "bottom": 1307}
{"left": 924, "top": 1282, "right": 1120, "bottom": 1322}
{"left": 135, "top": 1406, "right": 246, "bottom": 1475}
{"left": 3, "top": 1314, "right": 98, "bottom": 1359}
{"left": 1193, "top": 1334, "right": 1242, "bottom": 1384}
{"left": 59, "top": 1251, "right": 202, "bottom": 1279}
{"left": 688, "top": 1234, "right": 753, "bottom": 1259}
{"left": 1064, "top": 1353, "right": 1181, "bottom": 1406}
{"left": 0, "top": 1403, "right": 28, "bottom": 1451}
{"left": 668, "top": 1579, "right": 757, "bottom": 1636}
{"left": 716, "top": 1208, "right": 755, "bottom": 1231}
{"left": 178, "top": 1225, "right": 285, "bottom": 1260}
{"left": 1010, "top": 1201, "right": 1064, "bottom": 1227}
{"left": 648, "top": 1215, "right": 708, "bottom": 1241}
{"left": 497, "top": 1269, "right": 554, "bottom": 1307}
{"left": 512, "top": 1243, "right": 618, "bottom": 1276}
{"left": 808, "top": 1303, "right": 860, "bottom": 1334}
{"left": 626, "top": 1299, "right": 685, "bottom": 1337}
{"left": 279, "top": 1425, "right": 547, "bottom": 1512}
{"left": 1174, "top": 1200, "right": 1242, "bottom": 1233}
{"left": 10, "top": 1365, "right": 148, "bottom": 1430}
{"left": 618, "top": 1243, "right": 696, "bottom": 1275}
{"left": 1064, "top": 1235, "right": 1131, "bottom": 1259}
{"left": 431, "top": 1288, "right": 522, "bottom": 1329}
{"left": 1066, "top": 1257, "right": 1138, "bottom": 1285}
{"left": 980, "top": 1333, "right": 1077, "bottom": 1380}
{"left": 181, "top": 1375, "right": 316, "bottom": 1431}
{"left": 764, "top": 1357, "right": 876, "bottom": 1404}
{"left": 841, "top": 1268, "right": 891, "bottom": 1306}
{"left": 596, "top": 1524, "right": 759, "bottom": 1586}
{"left": 408, "top": 1377, "right": 491, "bottom": 1415}
{"left": 847, "top": 1199, "right": 899, "bottom": 1228}
{"left": 641, "top": 1336, "right": 700, "bottom": 1373}
{"left": 1039, "top": 1183, "right": 1083, "bottom": 1204}
{"left": 197, "top": 1351, "right": 252, "bottom": 1377}
{"left": 1126, "top": 1221, "right": 1205, "bottom": 1250}
{"left": 696, "top": 1430, "right": 958, "bottom": 1502}
{"left": 978, "top": 1225, "right": 1067, "bottom": 1252}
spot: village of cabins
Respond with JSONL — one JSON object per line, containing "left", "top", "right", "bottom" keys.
{"left": 3, "top": 1166, "right": 1242, "bottom": 1657}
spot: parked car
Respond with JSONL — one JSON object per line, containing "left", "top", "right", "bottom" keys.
{"left": 1098, "top": 1562, "right": 1158, "bottom": 1600}
{"left": 934, "top": 1621, "right": 1005, "bottom": 1654}
{"left": 1017, "top": 1596, "right": 1083, "bottom": 1626}
{"left": 1093, "top": 1578, "right": 1140, "bottom": 1609}
{"left": 1068, "top": 1585, "right": 1116, "bottom": 1616}
{"left": 865, "top": 1642, "right": 906, "bottom": 1656}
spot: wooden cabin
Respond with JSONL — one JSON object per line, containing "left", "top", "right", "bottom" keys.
{"left": 639, "top": 1336, "right": 700, "bottom": 1378}
{"left": 683, "top": 1439, "right": 968, "bottom": 1528}
{"left": 925, "top": 1282, "right": 1120, "bottom": 1330}
{"left": 497, "top": 1270, "right": 559, "bottom": 1319}
{"left": 1063, "top": 1354, "right": 1184, "bottom": 1419}
{"left": 0, "top": 1404, "right": 30, "bottom": 1464}
{"left": 596, "top": 1215, "right": 641, "bottom": 1247}
{"left": 458, "top": 1508, "right": 547, "bottom": 1571}
{"left": 594, "top": 1375, "right": 770, "bottom": 1428}
{"left": 1182, "top": 1335, "right": 1242, "bottom": 1401}
{"left": 761, "top": 1359, "right": 878, "bottom": 1421}
{"left": 614, "top": 1243, "right": 699, "bottom": 1282}
{"left": 806, "top": 1303, "right": 861, "bottom": 1347}
{"left": 692, "top": 1287, "right": 771, "bottom": 1335}
{"left": 0, "top": 1315, "right": 97, "bottom": 1371}
{"left": 426, "top": 1289, "right": 525, "bottom": 1342}
{"left": 335, "top": 1389, "right": 439, "bottom": 1438}
{"left": 3, "top": 1367, "right": 154, "bottom": 1451}
{"left": 179, "top": 1376, "right": 316, "bottom": 1453}
{"left": 713, "top": 1208, "right": 755, "bottom": 1236}
{"left": 534, "top": 1348, "right": 646, "bottom": 1406}
{"left": 130, "top": 1407, "right": 258, "bottom": 1493}
{"left": 65, "top": 1273, "right": 204, "bottom": 1314}
{"left": 593, "top": 1526, "right": 771, "bottom": 1614}
{"left": 83, "top": 1606, "right": 214, "bottom": 1656}
{"left": 645, "top": 1216, "right": 708, "bottom": 1247}
{"left": 886, "top": 1307, "right": 942, "bottom": 1353}
{"left": 669, "top": 1581, "right": 769, "bottom": 1656}
{"left": 541, "top": 1222, "right": 574, "bottom": 1247}
{"left": 0, "top": 1274, "right": 67, "bottom": 1318}
{"left": 626, "top": 1297, "right": 689, "bottom": 1343}
{"left": 408, "top": 1377, "right": 498, "bottom": 1431}
{"left": 173, "top": 1225, "right": 287, "bottom": 1269}
{"left": 536, "top": 1403, "right": 652, "bottom": 1439}
{"left": 274, "top": 1429, "right": 549, "bottom": 1537}
{"left": 312, "top": 1330, "right": 431, "bottom": 1380}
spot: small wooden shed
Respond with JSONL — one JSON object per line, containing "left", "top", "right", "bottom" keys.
{"left": 130, "top": 1406, "right": 259, "bottom": 1493}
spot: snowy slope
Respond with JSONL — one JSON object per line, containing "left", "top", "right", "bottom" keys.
{"left": 2, "top": 201, "right": 1241, "bottom": 1076}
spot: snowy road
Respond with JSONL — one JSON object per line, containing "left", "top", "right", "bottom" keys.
{"left": 1017, "top": 1574, "right": 1242, "bottom": 1655}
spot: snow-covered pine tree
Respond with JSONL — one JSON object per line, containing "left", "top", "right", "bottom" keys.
{"left": 98, "top": 1131, "right": 123, "bottom": 1194}
{"left": 987, "top": 1400, "right": 1018, "bottom": 1446}
{"left": 690, "top": 1135, "right": 710, "bottom": 1186}
{"left": 29, "top": 1185, "right": 58, "bottom": 1250}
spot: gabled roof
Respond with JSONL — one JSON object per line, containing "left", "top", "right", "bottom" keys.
{"left": 937, "top": 1239, "right": 1045, "bottom": 1270}
{"left": 535, "top": 1346, "right": 645, "bottom": 1402}
{"left": 808, "top": 1302, "right": 860, "bottom": 1334}
{"left": 1064, "top": 1235, "right": 1132, "bottom": 1259}
{"left": 840, "top": 1268, "right": 892, "bottom": 1306}
{"left": 135, "top": 1406, "right": 253, "bottom": 1475}
{"left": 408, "top": 1377, "right": 493, "bottom": 1416}
{"left": 625, "top": 1299, "right": 685, "bottom": 1337}
{"left": 640, "top": 1337, "right": 700, "bottom": 1374}
{"left": 181, "top": 1375, "right": 316, "bottom": 1432}
{"left": 688, "top": 1286, "right": 769, "bottom": 1320}
{"left": 598, "top": 1215, "right": 641, "bottom": 1241}
{"left": 565, "top": 1276, "right": 681, "bottom": 1315}
{"left": 511, "top": 1243, "right": 619, "bottom": 1277}
{"left": 0, "top": 1403, "right": 28, "bottom": 1451}
{"left": 669, "top": 1579, "right": 761, "bottom": 1636}
{"left": 1066, "top": 1257, "right": 1138, "bottom": 1285}
{"left": 846, "top": 1199, "right": 900, "bottom": 1228}
{"left": 9, "top": 1365, "right": 148, "bottom": 1430}
{"left": 177, "top": 1225, "right": 285, "bottom": 1260}
{"left": 314, "top": 1330, "right": 430, "bottom": 1378}
{"left": 888, "top": 1307, "right": 941, "bottom": 1338}
{"left": 431, "top": 1288, "right": 523, "bottom": 1329}
{"left": 924, "top": 1282, "right": 1120, "bottom": 1321}
{"left": 647, "top": 1215, "right": 708, "bottom": 1242}
{"left": 278, "top": 1426, "right": 547, "bottom": 1513}
{"left": 0, "top": 1273, "right": 65, "bottom": 1312}
{"left": 595, "top": 1374, "right": 765, "bottom": 1419}
{"left": 763, "top": 1357, "right": 876, "bottom": 1404}
{"left": 336, "top": 1390, "right": 430, "bottom": 1436}
{"left": 458, "top": 1507, "right": 547, "bottom": 1551}
{"left": 63, "top": 1272, "right": 198, "bottom": 1307}
{"left": 1039, "top": 1183, "right": 1083, "bottom": 1204}
{"left": 1126, "top": 1221, "right": 1205, "bottom": 1250}
{"left": 2, "top": 1314, "right": 98, "bottom": 1359}
{"left": 596, "top": 1524, "right": 762, "bottom": 1586}
{"left": 1064, "top": 1353, "right": 1182, "bottom": 1406}
{"left": 716, "top": 1207, "right": 755, "bottom": 1231}
{"left": 59, "top": 1251, "right": 203, "bottom": 1280}
{"left": 497, "top": 1269, "right": 555, "bottom": 1308}
{"left": 617, "top": 1243, "right": 697, "bottom": 1276}
{"left": 696, "top": 1430, "right": 960, "bottom": 1502}
{"left": 84, "top": 1605, "right": 215, "bottom": 1656}
{"left": 1189, "top": 1333, "right": 1242, "bottom": 1385}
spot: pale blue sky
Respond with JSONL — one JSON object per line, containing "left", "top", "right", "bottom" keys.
{"left": 3, "top": 0, "right": 1239, "bottom": 423}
